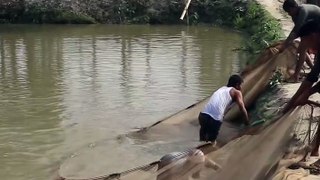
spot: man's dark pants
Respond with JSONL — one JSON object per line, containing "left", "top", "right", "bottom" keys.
{"left": 198, "top": 113, "right": 222, "bottom": 142}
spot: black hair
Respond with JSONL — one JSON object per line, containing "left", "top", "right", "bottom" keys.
{"left": 283, "top": 0, "right": 298, "bottom": 12}
{"left": 227, "top": 74, "right": 243, "bottom": 87}
{"left": 297, "top": 20, "right": 320, "bottom": 37}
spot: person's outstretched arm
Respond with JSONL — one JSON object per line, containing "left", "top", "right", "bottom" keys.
{"left": 231, "top": 89, "right": 249, "bottom": 125}
{"left": 283, "top": 80, "right": 313, "bottom": 113}
{"left": 283, "top": 55, "right": 320, "bottom": 113}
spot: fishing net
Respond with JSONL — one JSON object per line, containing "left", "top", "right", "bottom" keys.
{"left": 58, "top": 41, "right": 319, "bottom": 180}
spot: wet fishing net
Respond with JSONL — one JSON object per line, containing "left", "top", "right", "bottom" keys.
{"left": 58, "top": 41, "right": 320, "bottom": 180}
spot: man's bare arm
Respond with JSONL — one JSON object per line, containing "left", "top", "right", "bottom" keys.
{"left": 283, "top": 30, "right": 297, "bottom": 51}
{"left": 232, "top": 89, "right": 249, "bottom": 125}
{"left": 296, "top": 82, "right": 320, "bottom": 106}
{"left": 283, "top": 80, "right": 313, "bottom": 113}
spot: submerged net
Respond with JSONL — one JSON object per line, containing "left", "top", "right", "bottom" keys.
{"left": 115, "top": 108, "right": 318, "bottom": 180}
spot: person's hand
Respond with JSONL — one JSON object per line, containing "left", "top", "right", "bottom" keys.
{"left": 270, "top": 47, "right": 279, "bottom": 55}
{"left": 270, "top": 43, "right": 286, "bottom": 54}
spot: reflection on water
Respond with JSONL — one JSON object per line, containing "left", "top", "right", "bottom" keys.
{"left": 0, "top": 25, "right": 246, "bottom": 179}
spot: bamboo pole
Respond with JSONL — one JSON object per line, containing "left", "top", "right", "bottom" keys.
{"left": 180, "top": 0, "right": 192, "bottom": 20}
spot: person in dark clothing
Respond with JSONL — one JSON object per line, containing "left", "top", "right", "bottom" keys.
{"left": 283, "top": 0, "right": 320, "bottom": 45}
{"left": 198, "top": 75, "right": 249, "bottom": 143}
{"left": 283, "top": 20, "right": 320, "bottom": 159}
{"left": 279, "top": 0, "right": 320, "bottom": 81}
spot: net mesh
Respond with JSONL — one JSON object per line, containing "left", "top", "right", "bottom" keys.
{"left": 58, "top": 41, "right": 319, "bottom": 180}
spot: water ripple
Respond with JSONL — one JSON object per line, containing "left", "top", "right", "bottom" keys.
{"left": 0, "top": 25, "right": 246, "bottom": 180}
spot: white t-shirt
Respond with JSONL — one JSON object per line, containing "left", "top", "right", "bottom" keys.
{"left": 202, "top": 86, "right": 233, "bottom": 121}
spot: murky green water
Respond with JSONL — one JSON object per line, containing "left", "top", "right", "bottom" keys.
{"left": 0, "top": 24, "right": 247, "bottom": 179}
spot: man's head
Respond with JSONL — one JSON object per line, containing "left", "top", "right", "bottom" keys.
{"left": 297, "top": 20, "right": 320, "bottom": 51}
{"left": 227, "top": 74, "right": 243, "bottom": 90}
{"left": 283, "top": 0, "right": 299, "bottom": 17}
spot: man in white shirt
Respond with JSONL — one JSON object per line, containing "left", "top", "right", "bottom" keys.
{"left": 198, "top": 74, "right": 250, "bottom": 142}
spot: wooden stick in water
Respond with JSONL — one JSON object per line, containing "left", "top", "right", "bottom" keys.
{"left": 180, "top": 0, "right": 192, "bottom": 20}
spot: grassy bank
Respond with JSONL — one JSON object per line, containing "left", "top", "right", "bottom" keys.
{"left": 233, "top": 1, "right": 284, "bottom": 54}
{"left": 189, "top": 0, "right": 283, "bottom": 56}
{"left": 0, "top": 0, "right": 283, "bottom": 54}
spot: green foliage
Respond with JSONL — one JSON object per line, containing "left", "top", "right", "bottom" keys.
{"left": 0, "top": 0, "right": 25, "bottom": 23}
{"left": 11, "top": 3, "right": 95, "bottom": 24}
{"left": 237, "top": 2, "right": 283, "bottom": 53}
{"left": 269, "top": 69, "right": 284, "bottom": 88}
{"left": 190, "top": 0, "right": 247, "bottom": 25}
{"left": 108, "top": 0, "right": 153, "bottom": 24}
{"left": 233, "top": 14, "right": 246, "bottom": 29}
{"left": 146, "top": 0, "right": 185, "bottom": 24}
{"left": 189, "top": 12, "right": 200, "bottom": 25}
{"left": 53, "top": 12, "right": 96, "bottom": 24}
{"left": 0, "top": 1, "right": 95, "bottom": 24}
{"left": 186, "top": 0, "right": 283, "bottom": 54}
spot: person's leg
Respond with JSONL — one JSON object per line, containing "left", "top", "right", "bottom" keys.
{"left": 198, "top": 113, "right": 207, "bottom": 141}
{"left": 311, "top": 123, "right": 320, "bottom": 156}
{"left": 207, "top": 119, "right": 222, "bottom": 143}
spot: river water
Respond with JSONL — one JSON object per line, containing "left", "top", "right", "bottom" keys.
{"left": 0, "top": 24, "right": 247, "bottom": 180}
